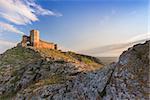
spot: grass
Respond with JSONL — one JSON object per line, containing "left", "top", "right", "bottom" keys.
{"left": 38, "top": 48, "right": 76, "bottom": 62}
{"left": 65, "top": 51, "right": 102, "bottom": 68}
{"left": 1, "top": 47, "right": 102, "bottom": 69}
{"left": 0, "top": 92, "right": 17, "bottom": 100}
{"left": 0, "top": 47, "right": 41, "bottom": 66}
{"left": 42, "top": 74, "right": 66, "bottom": 85}
{"left": 0, "top": 45, "right": 103, "bottom": 69}
{"left": 38, "top": 48, "right": 101, "bottom": 66}
{"left": 10, "top": 76, "right": 20, "bottom": 84}
{"left": 27, "top": 74, "right": 67, "bottom": 92}
{"left": 38, "top": 74, "right": 65, "bottom": 85}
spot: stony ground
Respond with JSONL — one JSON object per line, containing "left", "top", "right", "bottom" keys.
{"left": 104, "top": 41, "right": 150, "bottom": 100}
{"left": 0, "top": 46, "right": 103, "bottom": 99}
{"left": 0, "top": 40, "right": 149, "bottom": 100}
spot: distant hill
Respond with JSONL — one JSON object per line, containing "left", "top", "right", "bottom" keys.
{"left": 97, "top": 57, "right": 118, "bottom": 65}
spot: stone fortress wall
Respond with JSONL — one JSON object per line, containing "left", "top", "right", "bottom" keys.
{"left": 21, "top": 30, "right": 57, "bottom": 50}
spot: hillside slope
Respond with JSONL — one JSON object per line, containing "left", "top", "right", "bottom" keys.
{"left": 0, "top": 46, "right": 103, "bottom": 99}
{"left": 0, "top": 40, "right": 149, "bottom": 100}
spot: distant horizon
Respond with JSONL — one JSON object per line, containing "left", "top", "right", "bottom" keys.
{"left": 0, "top": 0, "right": 149, "bottom": 57}
{"left": 0, "top": 38, "right": 149, "bottom": 58}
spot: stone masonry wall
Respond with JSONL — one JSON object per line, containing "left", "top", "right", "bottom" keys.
{"left": 38, "top": 40, "right": 56, "bottom": 49}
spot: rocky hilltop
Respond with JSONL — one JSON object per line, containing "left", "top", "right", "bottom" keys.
{"left": 0, "top": 41, "right": 149, "bottom": 100}
{"left": 104, "top": 40, "right": 149, "bottom": 100}
{"left": 0, "top": 46, "right": 103, "bottom": 99}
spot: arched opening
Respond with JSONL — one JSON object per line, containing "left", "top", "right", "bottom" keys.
{"left": 27, "top": 41, "right": 31, "bottom": 46}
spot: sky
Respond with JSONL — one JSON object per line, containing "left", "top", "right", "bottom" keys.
{"left": 0, "top": 0, "right": 149, "bottom": 57}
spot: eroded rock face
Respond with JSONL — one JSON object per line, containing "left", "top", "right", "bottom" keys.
{"left": 16, "top": 63, "right": 115, "bottom": 100}
{"left": 104, "top": 41, "right": 150, "bottom": 100}
{"left": 0, "top": 57, "right": 86, "bottom": 98}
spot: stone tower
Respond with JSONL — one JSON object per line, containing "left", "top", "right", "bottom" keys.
{"left": 30, "top": 30, "right": 39, "bottom": 48}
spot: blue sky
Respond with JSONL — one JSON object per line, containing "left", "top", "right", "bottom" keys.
{"left": 0, "top": 0, "right": 149, "bottom": 56}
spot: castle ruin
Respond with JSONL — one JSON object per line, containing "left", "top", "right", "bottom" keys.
{"left": 21, "top": 30, "right": 57, "bottom": 50}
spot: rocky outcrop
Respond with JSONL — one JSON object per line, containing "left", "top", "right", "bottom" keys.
{"left": 16, "top": 63, "right": 115, "bottom": 100}
{"left": 104, "top": 41, "right": 149, "bottom": 100}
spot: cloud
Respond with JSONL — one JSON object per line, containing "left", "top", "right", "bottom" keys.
{"left": 79, "top": 43, "right": 130, "bottom": 57}
{"left": 0, "top": 0, "right": 62, "bottom": 25}
{"left": 25, "top": 0, "right": 62, "bottom": 17}
{"left": 0, "top": 39, "right": 17, "bottom": 46}
{"left": 0, "top": 22, "right": 24, "bottom": 34}
{"left": 79, "top": 33, "right": 150, "bottom": 57}
{"left": 0, "top": 39, "right": 17, "bottom": 54}
{"left": 126, "top": 33, "right": 150, "bottom": 43}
